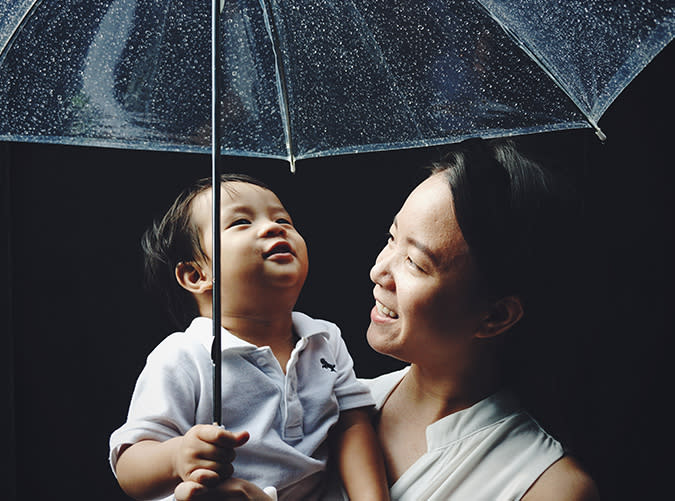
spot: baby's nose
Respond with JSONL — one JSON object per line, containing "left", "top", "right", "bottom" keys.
{"left": 260, "top": 220, "right": 286, "bottom": 237}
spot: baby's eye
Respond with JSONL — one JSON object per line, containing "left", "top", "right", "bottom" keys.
{"left": 276, "top": 217, "right": 292, "bottom": 225}
{"left": 229, "top": 218, "right": 251, "bottom": 227}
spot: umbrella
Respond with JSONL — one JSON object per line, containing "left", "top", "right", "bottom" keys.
{"left": 2, "top": 1, "right": 674, "bottom": 166}
{"left": 2, "top": 0, "right": 673, "bottom": 425}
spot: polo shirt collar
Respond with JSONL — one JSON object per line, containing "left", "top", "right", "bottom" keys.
{"left": 188, "top": 313, "right": 329, "bottom": 354}
{"left": 290, "top": 311, "right": 331, "bottom": 340}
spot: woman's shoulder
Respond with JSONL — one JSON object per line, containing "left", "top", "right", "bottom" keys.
{"left": 359, "top": 367, "right": 410, "bottom": 407}
{"left": 522, "top": 456, "right": 600, "bottom": 501}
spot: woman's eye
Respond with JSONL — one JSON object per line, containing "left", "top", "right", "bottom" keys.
{"left": 406, "top": 256, "right": 424, "bottom": 272}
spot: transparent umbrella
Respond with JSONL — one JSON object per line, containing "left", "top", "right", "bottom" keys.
{"left": 2, "top": 0, "right": 673, "bottom": 424}
{"left": 2, "top": 1, "right": 673, "bottom": 166}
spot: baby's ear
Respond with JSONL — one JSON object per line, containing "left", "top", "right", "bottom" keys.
{"left": 475, "top": 295, "right": 524, "bottom": 339}
{"left": 175, "top": 261, "right": 212, "bottom": 294}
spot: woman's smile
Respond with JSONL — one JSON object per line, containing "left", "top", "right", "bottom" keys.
{"left": 374, "top": 300, "right": 399, "bottom": 319}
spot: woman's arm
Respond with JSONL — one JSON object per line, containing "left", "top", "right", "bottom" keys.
{"left": 522, "top": 456, "right": 600, "bottom": 501}
{"left": 332, "top": 408, "right": 391, "bottom": 501}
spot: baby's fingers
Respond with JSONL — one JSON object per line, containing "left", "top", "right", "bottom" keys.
{"left": 197, "top": 425, "right": 250, "bottom": 448}
{"left": 190, "top": 457, "right": 234, "bottom": 481}
{"left": 189, "top": 468, "right": 221, "bottom": 487}
{"left": 174, "top": 480, "right": 207, "bottom": 500}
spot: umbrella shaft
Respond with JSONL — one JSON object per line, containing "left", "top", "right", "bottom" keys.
{"left": 211, "top": 0, "right": 223, "bottom": 427}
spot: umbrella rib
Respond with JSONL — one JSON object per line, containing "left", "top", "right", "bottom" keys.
{"left": 0, "top": 0, "right": 43, "bottom": 63}
{"left": 259, "top": 0, "right": 296, "bottom": 172}
{"left": 472, "top": 0, "right": 606, "bottom": 140}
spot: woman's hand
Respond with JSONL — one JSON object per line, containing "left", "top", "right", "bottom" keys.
{"left": 174, "top": 475, "right": 275, "bottom": 501}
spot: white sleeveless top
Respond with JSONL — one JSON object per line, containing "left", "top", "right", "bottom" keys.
{"left": 362, "top": 368, "right": 564, "bottom": 501}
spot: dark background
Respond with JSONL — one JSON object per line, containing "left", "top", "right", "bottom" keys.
{"left": 2, "top": 44, "right": 673, "bottom": 500}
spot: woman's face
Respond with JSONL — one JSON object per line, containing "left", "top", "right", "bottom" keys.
{"left": 367, "top": 172, "right": 489, "bottom": 366}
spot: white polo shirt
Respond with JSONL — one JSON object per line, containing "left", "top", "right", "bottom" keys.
{"left": 109, "top": 312, "right": 374, "bottom": 501}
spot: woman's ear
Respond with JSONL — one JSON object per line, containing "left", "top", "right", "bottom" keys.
{"left": 475, "top": 295, "right": 524, "bottom": 339}
{"left": 175, "top": 261, "right": 212, "bottom": 295}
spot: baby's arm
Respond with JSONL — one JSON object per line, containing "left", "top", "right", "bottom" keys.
{"left": 115, "top": 424, "right": 249, "bottom": 500}
{"left": 332, "top": 408, "right": 390, "bottom": 501}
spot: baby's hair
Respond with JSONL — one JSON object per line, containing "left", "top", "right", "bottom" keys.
{"left": 141, "top": 173, "right": 272, "bottom": 329}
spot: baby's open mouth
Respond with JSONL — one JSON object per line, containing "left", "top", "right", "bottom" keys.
{"left": 263, "top": 242, "right": 292, "bottom": 258}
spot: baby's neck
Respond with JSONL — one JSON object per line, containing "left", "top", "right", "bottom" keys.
{"left": 222, "top": 312, "right": 297, "bottom": 372}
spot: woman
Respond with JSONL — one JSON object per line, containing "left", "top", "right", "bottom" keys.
{"left": 175, "top": 139, "right": 599, "bottom": 500}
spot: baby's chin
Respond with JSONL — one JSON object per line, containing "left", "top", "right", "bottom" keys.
{"left": 249, "top": 270, "right": 307, "bottom": 296}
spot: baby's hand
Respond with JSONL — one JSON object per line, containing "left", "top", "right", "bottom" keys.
{"left": 174, "top": 424, "right": 250, "bottom": 485}
{"left": 175, "top": 477, "right": 275, "bottom": 501}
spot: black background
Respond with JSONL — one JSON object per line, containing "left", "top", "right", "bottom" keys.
{"left": 2, "top": 43, "right": 673, "bottom": 500}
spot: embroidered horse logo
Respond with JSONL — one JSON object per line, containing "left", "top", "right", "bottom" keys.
{"left": 320, "top": 358, "right": 336, "bottom": 372}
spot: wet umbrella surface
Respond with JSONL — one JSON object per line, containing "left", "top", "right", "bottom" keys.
{"left": 1, "top": 0, "right": 673, "bottom": 166}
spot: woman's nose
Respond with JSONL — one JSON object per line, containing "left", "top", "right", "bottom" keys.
{"left": 370, "top": 246, "right": 393, "bottom": 287}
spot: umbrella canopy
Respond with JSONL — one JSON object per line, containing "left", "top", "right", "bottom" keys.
{"left": 1, "top": 0, "right": 673, "bottom": 170}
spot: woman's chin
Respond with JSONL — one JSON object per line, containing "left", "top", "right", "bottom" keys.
{"left": 366, "top": 322, "right": 399, "bottom": 358}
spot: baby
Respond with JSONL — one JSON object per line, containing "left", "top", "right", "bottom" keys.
{"left": 109, "top": 174, "right": 388, "bottom": 500}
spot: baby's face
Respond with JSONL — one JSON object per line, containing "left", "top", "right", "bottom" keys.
{"left": 191, "top": 182, "right": 308, "bottom": 307}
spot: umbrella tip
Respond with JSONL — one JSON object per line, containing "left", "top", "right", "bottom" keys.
{"left": 589, "top": 119, "right": 607, "bottom": 142}
{"left": 289, "top": 156, "right": 296, "bottom": 174}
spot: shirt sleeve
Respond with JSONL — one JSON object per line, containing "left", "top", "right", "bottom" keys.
{"left": 326, "top": 324, "right": 375, "bottom": 411}
{"left": 108, "top": 334, "right": 206, "bottom": 473}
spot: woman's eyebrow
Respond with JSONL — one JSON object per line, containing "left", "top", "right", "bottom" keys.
{"left": 406, "top": 236, "right": 440, "bottom": 266}
{"left": 392, "top": 218, "right": 440, "bottom": 266}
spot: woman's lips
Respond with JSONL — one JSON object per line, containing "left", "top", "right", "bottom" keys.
{"left": 375, "top": 300, "right": 399, "bottom": 319}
